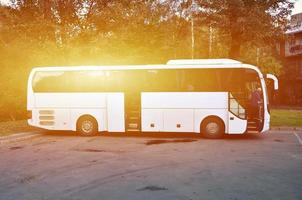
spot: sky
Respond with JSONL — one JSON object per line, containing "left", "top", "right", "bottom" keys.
{"left": 292, "top": 0, "right": 302, "bottom": 14}
{"left": 0, "top": 0, "right": 302, "bottom": 15}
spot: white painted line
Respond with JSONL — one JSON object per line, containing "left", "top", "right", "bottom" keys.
{"left": 294, "top": 132, "right": 302, "bottom": 146}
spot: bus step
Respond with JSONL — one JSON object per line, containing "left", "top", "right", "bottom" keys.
{"left": 247, "top": 130, "right": 259, "bottom": 133}
{"left": 127, "top": 128, "right": 140, "bottom": 132}
{"left": 129, "top": 102, "right": 140, "bottom": 105}
{"left": 128, "top": 123, "right": 138, "bottom": 129}
{"left": 129, "top": 110, "right": 140, "bottom": 113}
{"left": 128, "top": 106, "right": 140, "bottom": 109}
{"left": 129, "top": 116, "right": 139, "bottom": 120}
{"left": 247, "top": 127, "right": 258, "bottom": 131}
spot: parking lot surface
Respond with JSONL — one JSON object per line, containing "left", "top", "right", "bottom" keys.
{"left": 0, "top": 131, "right": 302, "bottom": 200}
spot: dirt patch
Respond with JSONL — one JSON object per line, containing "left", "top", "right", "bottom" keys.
{"left": 32, "top": 140, "right": 56, "bottom": 146}
{"left": 137, "top": 185, "right": 168, "bottom": 191}
{"left": 87, "top": 137, "right": 101, "bottom": 142}
{"left": 274, "top": 139, "right": 284, "bottom": 142}
{"left": 73, "top": 148, "right": 125, "bottom": 154}
{"left": 18, "top": 175, "right": 37, "bottom": 184}
{"left": 75, "top": 148, "right": 106, "bottom": 153}
{"left": 9, "top": 146, "right": 24, "bottom": 150}
{"left": 145, "top": 139, "right": 197, "bottom": 145}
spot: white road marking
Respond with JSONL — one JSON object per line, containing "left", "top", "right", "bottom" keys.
{"left": 293, "top": 132, "right": 302, "bottom": 146}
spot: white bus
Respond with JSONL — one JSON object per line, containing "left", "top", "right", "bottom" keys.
{"left": 27, "top": 59, "right": 278, "bottom": 138}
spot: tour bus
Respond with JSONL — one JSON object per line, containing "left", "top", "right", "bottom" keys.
{"left": 27, "top": 59, "right": 278, "bottom": 138}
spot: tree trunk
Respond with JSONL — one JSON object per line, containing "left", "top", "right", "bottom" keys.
{"left": 229, "top": 29, "right": 241, "bottom": 60}
{"left": 227, "top": 0, "right": 242, "bottom": 60}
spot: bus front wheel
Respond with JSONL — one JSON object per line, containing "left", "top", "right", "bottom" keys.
{"left": 201, "top": 118, "right": 224, "bottom": 139}
{"left": 77, "top": 116, "right": 98, "bottom": 136}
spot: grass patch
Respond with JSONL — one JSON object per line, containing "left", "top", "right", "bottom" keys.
{"left": 271, "top": 109, "right": 302, "bottom": 127}
{"left": 0, "top": 120, "right": 37, "bottom": 137}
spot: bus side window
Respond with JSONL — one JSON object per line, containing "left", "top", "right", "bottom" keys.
{"left": 105, "top": 70, "right": 124, "bottom": 92}
{"left": 183, "top": 69, "right": 221, "bottom": 92}
{"left": 160, "top": 70, "right": 178, "bottom": 92}
{"left": 33, "top": 71, "right": 66, "bottom": 92}
{"left": 144, "top": 70, "right": 159, "bottom": 92}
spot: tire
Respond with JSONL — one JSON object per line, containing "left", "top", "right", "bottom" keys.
{"left": 77, "top": 116, "right": 98, "bottom": 136}
{"left": 201, "top": 118, "right": 224, "bottom": 139}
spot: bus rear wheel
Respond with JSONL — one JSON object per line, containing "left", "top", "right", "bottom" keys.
{"left": 201, "top": 118, "right": 224, "bottom": 139}
{"left": 77, "top": 116, "right": 98, "bottom": 136}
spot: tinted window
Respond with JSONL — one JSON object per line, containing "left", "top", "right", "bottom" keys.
{"left": 33, "top": 71, "right": 113, "bottom": 92}
{"left": 32, "top": 68, "right": 260, "bottom": 97}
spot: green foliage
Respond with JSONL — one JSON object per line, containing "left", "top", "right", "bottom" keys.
{"left": 195, "top": 0, "right": 293, "bottom": 58}
{"left": 240, "top": 44, "right": 283, "bottom": 74}
{"left": 0, "top": 0, "right": 293, "bottom": 121}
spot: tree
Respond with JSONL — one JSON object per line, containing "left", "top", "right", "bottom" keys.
{"left": 0, "top": 0, "right": 295, "bottom": 120}
{"left": 194, "top": 0, "right": 293, "bottom": 59}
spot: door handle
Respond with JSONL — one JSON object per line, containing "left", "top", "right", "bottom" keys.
{"left": 230, "top": 117, "right": 234, "bottom": 120}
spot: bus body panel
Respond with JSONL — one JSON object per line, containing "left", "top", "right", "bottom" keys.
{"left": 29, "top": 108, "right": 107, "bottom": 132}
{"left": 163, "top": 109, "right": 194, "bottom": 132}
{"left": 54, "top": 109, "right": 70, "bottom": 130}
{"left": 141, "top": 108, "right": 231, "bottom": 133}
{"left": 141, "top": 92, "right": 242, "bottom": 133}
{"left": 260, "top": 78, "right": 270, "bottom": 133}
{"left": 29, "top": 108, "right": 72, "bottom": 130}
{"left": 141, "top": 92, "right": 228, "bottom": 109}
{"left": 35, "top": 93, "right": 107, "bottom": 108}
{"left": 106, "top": 93, "right": 125, "bottom": 132}
{"left": 262, "top": 110, "right": 270, "bottom": 133}
{"left": 141, "top": 109, "right": 163, "bottom": 132}
{"left": 29, "top": 93, "right": 124, "bottom": 132}
{"left": 27, "top": 70, "right": 35, "bottom": 110}
{"left": 228, "top": 112, "right": 247, "bottom": 134}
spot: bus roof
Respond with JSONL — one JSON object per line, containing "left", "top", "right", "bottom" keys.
{"left": 30, "top": 59, "right": 262, "bottom": 76}
{"left": 167, "top": 59, "right": 242, "bottom": 65}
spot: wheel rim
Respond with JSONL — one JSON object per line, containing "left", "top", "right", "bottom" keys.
{"left": 81, "top": 120, "right": 93, "bottom": 134}
{"left": 206, "top": 122, "right": 219, "bottom": 135}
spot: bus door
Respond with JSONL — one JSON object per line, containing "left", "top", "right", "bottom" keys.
{"left": 124, "top": 71, "right": 143, "bottom": 132}
{"left": 125, "top": 92, "right": 141, "bottom": 132}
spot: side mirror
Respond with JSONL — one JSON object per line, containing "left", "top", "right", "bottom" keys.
{"left": 265, "top": 74, "right": 278, "bottom": 90}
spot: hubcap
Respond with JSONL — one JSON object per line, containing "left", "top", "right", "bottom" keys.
{"left": 81, "top": 120, "right": 93, "bottom": 133}
{"left": 206, "top": 122, "right": 219, "bottom": 134}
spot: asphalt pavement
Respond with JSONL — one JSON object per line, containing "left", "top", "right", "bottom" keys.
{"left": 0, "top": 130, "right": 301, "bottom": 200}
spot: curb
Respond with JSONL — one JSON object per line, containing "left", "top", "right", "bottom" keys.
{"left": 0, "top": 132, "right": 42, "bottom": 144}
{"left": 271, "top": 127, "right": 302, "bottom": 131}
